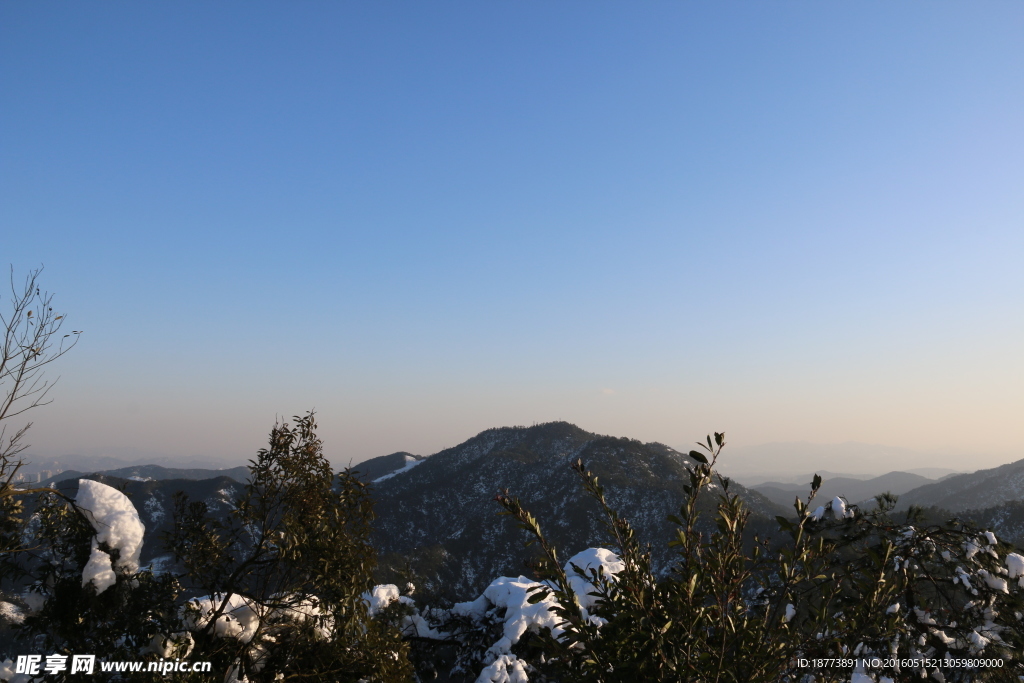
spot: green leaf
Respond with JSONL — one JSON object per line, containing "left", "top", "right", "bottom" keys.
{"left": 688, "top": 450, "right": 708, "bottom": 465}
{"left": 527, "top": 590, "right": 551, "bottom": 604}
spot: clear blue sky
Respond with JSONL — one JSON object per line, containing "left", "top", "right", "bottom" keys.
{"left": 2, "top": 2, "right": 1022, "bottom": 469}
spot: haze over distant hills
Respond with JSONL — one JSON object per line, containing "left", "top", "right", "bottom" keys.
{"left": 751, "top": 471, "right": 940, "bottom": 510}
{"left": 718, "top": 441, "right": 982, "bottom": 482}
{"left": 12, "top": 452, "right": 244, "bottom": 482}
{"left": 20, "top": 439, "right": 1007, "bottom": 490}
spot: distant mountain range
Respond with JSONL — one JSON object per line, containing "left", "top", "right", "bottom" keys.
{"left": 738, "top": 468, "right": 962, "bottom": 487}
{"left": 719, "top": 441, "right": 986, "bottom": 482}
{"left": 41, "top": 464, "right": 251, "bottom": 487}
{"left": 12, "top": 454, "right": 244, "bottom": 483}
{"left": 894, "top": 458, "right": 1024, "bottom": 513}
{"left": 24, "top": 428, "right": 1024, "bottom": 601}
{"left": 751, "top": 471, "right": 939, "bottom": 510}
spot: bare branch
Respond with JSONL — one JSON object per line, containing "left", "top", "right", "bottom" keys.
{"left": 0, "top": 266, "right": 81, "bottom": 477}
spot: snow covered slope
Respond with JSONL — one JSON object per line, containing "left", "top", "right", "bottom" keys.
{"left": 351, "top": 451, "right": 426, "bottom": 482}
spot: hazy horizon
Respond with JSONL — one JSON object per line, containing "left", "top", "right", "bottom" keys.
{"left": 3, "top": 3, "right": 1021, "bottom": 472}
{"left": 16, "top": 429, "right": 1020, "bottom": 481}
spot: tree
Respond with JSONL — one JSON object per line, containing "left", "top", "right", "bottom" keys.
{"left": 13, "top": 412, "right": 411, "bottom": 681}
{"left": 166, "top": 411, "right": 412, "bottom": 681}
{"left": 0, "top": 266, "right": 80, "bottom": 582}
{"left": 0, "top": 266, "right": 80, "bottom": 474}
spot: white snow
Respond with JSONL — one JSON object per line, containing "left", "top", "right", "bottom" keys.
{"left": 565, "top": 548, "right": 624, "bottom": 617}
{"left": 810, "top": 506, "right": 825, "bottom": 521}
{"left": 454, "top": 575, "right": 564, "bottom": 656}
{"left": 81, "top": 545, "right": 117, "bottom": 593}
{"left": 984, "top": 531, "right": 998, "bottom": 545}
{"left": 401, "top": 610, "right": 447, "bottom": 640}
{"left": 373, "top": 457, "right": 424, "bottom": 483}
{"left": 476, "top": 654, "right": 529, "bottom": 683}
{"left": 977, "top": 569, "right": 1009, "bottom": 593}
{"left": 885, "top": 603, "right": 900, "bottom": 614}
{"left": 967, "top": 629, "right": 990, "bottom": 651}
{"left": 184, "top": 594, "right": 260, "bottom": 642}
{"left": 831, "top": 496, "right": 847, "bottom": 520}
{"left": 76, "top": 479, "right": 145, "bottom": 572}
{"left": 453, "top": 548, "right": 625, "bottom": 681}
{"left": 364, "top": 584, "right": 401, "bottom": 616}
{"left": 0, "top": 659, "right": 24, "bottom": 683}
{"left": 954, "top": 567, "right": 973, "bottom": 590}
{"left": 144, "top": 496, "right": 166, "bottom": 524}
{"left": 783, "top": 603, "right": 796, "bottom": 622}
{"left": 913, "top": 608, "right": 936, "bottom": 625}
{"left": 0, "top": 602, "right": 24, "bottom": 625}
{"left": 184, "top": 593, "right": 331, "bottom": 644}
{"left": 1006, "top": 553, "right": 1024, "bottom": 579}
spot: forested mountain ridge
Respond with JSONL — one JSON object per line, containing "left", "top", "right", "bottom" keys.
{"left": 895, "top": 457, "right": 1024, "bottom": 512}
{"left": 369, "top": 421, "right": 788, "bottom": 598}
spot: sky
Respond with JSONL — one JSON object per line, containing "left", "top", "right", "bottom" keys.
{"left": 1, "top": 2, "right": 1022, "bottom": 473}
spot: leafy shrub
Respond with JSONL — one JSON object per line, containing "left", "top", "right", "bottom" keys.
{"left": 487, "top": 434, "right": 1024, "bottom": 682}
{"left": 6, "top": 412, "right": 412, "bottom": 682}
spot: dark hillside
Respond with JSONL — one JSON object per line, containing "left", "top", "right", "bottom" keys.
{"left": 371, "top": 422, "right": 787, "bottom": 599}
